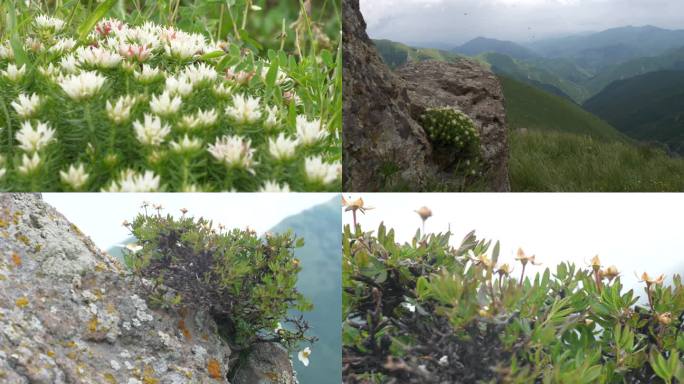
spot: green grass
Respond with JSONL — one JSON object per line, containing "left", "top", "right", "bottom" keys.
{"left": 502, "top": 75, "right": 684, "bottom": 191}
{"left": 510, "top": 129, "right": 684, "bottom": 191}
{"left": 500, "top": 75, "right": 624, "bottom": 141}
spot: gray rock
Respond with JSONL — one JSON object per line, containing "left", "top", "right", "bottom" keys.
{"left": 231, "top": 343, "right": 298, "bottom": 384}
{"left": 342, "top": 0, "right": 510, "bottom": 191}
{"left": 0, "top": 193, "right": 296, "bottom": 384}
{"left": 396, "top": 60, "right": 510, "bottom": 192}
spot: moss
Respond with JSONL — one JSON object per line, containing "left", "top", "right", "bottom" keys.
{"left": 207, "top": 358, "right": 222, "bottom": 380}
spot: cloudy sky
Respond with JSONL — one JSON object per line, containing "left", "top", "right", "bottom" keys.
{"left": 342, "top": 193, "right": 684, "bottom": 301}
{"left": 360, "top": 0, "right": 684, "bottom": 46}
{"left": 43, "top": 193, "right": 338, "bottom": 251}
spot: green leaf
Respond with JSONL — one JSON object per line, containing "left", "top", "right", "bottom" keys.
{"left": 199, "top": 50, "right": 226, "bottom": 60}
{"left": 77, "top": 0, "right": 117, "bottom": 41}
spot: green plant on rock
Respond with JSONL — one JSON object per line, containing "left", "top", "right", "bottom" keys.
{"left": 342, "top": 223, "right": 684, "bottom": 383}
{"left": 123, "top": 203, "right": 314, "bottom": 350}
{"left": 420, "top": 107, "right": 479, "bottom": 154}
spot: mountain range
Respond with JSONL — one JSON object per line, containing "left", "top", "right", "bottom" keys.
{"left": 373, "top": 24, "right": 684, "bottom": 157}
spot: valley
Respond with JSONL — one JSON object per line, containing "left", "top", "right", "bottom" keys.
{"left": 372, "top": 26, "right": 684, "bottom": 191}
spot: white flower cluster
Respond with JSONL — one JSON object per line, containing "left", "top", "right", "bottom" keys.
{"left": 0, "top": 15, "right": 341, "bottom": 192}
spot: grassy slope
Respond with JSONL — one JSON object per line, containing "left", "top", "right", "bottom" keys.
{"left": 500, "top": 76, "right": 623, "bottom": 141}
{"left": 502, "top": 76, "right": 684, "bottom": 191}
{"left": 583, "top": 70, "right": 684, "bottom": 153}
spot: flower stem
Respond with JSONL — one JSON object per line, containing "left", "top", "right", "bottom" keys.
{"left": 181, "top": 156, "right": 189, "bottom": 189}
{"left": 85, "top": 102, "right": 96, "bottom": 145}
{"left": 0, "top": 93, "right": 13, "bottom": 154}
{"left": 519, "top": 263, "right": 527, "bottom": 286}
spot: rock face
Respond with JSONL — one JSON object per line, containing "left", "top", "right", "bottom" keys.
{"left": 0, "top": 193, "right": 295, "bottom": 384}
{"left": 342, "top": 0, "right": 433, "bottom": 191}
{"left": 342, "top": 0, "right": 510, "bottom": 191}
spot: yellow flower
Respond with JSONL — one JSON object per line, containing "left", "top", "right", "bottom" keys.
{"left": 342, "top": 196, "right": 373, "bottom": 214}
{"left": 469, "top": 253, "right": 493, "bottom": 269}
{"left": 515, "top": 248, "right": 541, "bottom": 266}
{"left": 590, "top": 255, "right": 601, "bottom": 272}
{"left": 638, "top": 272, "right": 665, "bottom": 286}
{"left": 414, "top": 206, "right": 432, "bottom": 222}
{"left": 601, "top": 265, "right": 619, "bottom": 281}
{"left": 658, "top": 312, "right": 672, "bottom": 326}
{"left": 496, "top": 263, "right": 513, "bottom": 276}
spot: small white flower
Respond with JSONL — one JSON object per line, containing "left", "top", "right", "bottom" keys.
{"left": 59, "top": 163, "right": 89, "bottom": 190}
{"left": 16, "top": 121, "right": 56, "bottom": 153}
{"left": 38, "top": 63, "right": 60, "bottom": 80}
{"left": 304, "top": 156, "right": 339, "bottom": 185}
{"left": 76, "top": 46, "right": 122, "bottom": 69}
{"left": 165, "top": 76, "right": 193, "bottom": 97}
{"left": 208, "top": 135, "right": 255, "bottom": 171}
{"left": 164, "top": 37, "right": 202, "bottom": 60}
{"left": 274, "top": 322, "right": 283, "bottom": 333}
{"left": 182, "top": 62, "right": 217, "bottom": 85}
{"left": 35, "top": 15, "right": 65, "bottom": 32}
{"left": 118, "top": 43, "right": 152, "bottom": 62}
{"left": 17, "top": 153, "right": 42, "bottom": 175}
{"left": 0, "top": 44, "right": 13, "bottom": 60}
{"left": 268, "top": 133, "right": 299, "bottom": 160}
{"left": 213, "top": 82, "right": 232, "bottom": 97}
{"left": 49, "top": 37, "right": 77, "bottom": 54}
{"left": 260, "top": 181, "right": 291, "bottom": 193}
{"left": 438, "top": 355, "right": 448, "bottom": 366}
{"left": 106, "top": 95, "right": 136, "bottom": 124}
{"left": 133, "top": 114, "right": 171, "bottom": 146}
{"left": 59, "top": 54, "right": 80, "bottom": 74}
{"left": 59, "top": 71, "right": 107, "bottom": 100}
{"left": 1, "top": 64, "right": 26, "bottom": 82}
{"left": 264, "top": 106, "right": 279, "bottom": 129}
{"left": 179, "top": 108, "right": 218, "bottom": 130}
{"left": 0, "top": 167, "right": 5, "bottom": 179}
{"left": 150, "top": 91, "right": 182, "bottom": 116}
{"left": 298, "top": 347, "right": 311, "bottom": 367}
{"left": 225, "top": 94, "right": 261, "bottom": 124}
{"left": 260, "top": 65, "right": 290, "bottom": 85}
{"left": 296, "top": 116, "right": 327, "bottom": 145}
{"left": 403, "top": 302, "right": 416, "bottom": 313}
{"left": 169, "top": 134, "right": 202, "bottom": 153}
{"left": 11, "top": 93, "right": 42, "bottom": 119}
{"left": 134, "top": 64, "right": 163, "bottom": 83}
{"left": 105, "top": 169, "right": 161, "bottom": 192}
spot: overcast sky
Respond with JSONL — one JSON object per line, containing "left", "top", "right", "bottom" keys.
{"left": 342, "top": 193, "right": 684, "bottom": 302}
{"left": 44, "top": 193, "right": 338, "bottom": 251}
{"left": 360, "top": 0, "right": 684, "bottom": 46}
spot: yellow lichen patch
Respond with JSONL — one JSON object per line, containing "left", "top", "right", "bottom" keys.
{"left": 178, "top": 319, "right": 192, "bottom": 340}
{"left": 207, "top": 359, "right": 222, "bottom": 380}
{"left": 88, "top": 316, "right": 99, "bottom": 332}
{"left": 66, "top": 351, "right": 78, "bottom": 360}
{"left": 47, "top": 350, "right": 56, "bottom": 358}
{"left": 103, "top": 373, "right": 117, "bottom": 384}
{"left": 13, "top": 211, "right": 21, "bottom": 225}
{"left": 15, "top": 297, "right": 29, "bottom": 308}
{"left": 0, "top": 218, "right": 7, "bottom": 228}
{"left": 10, "top": 252, "right": 21, "bottom": 268}
{"left": 15, "top": 233, "right": 30, "bottom": 246}
{"left": 70, "top": 224, "right": 83, "bottom": 236}
{"left": 64, "top": 341, "right": 77, "bottom": 348}
{"left": 0, "top": 274, "right": 6, "bottom": 281}
{"left": 142, "top": 365, "right": 159, "bottom": 384}
{"left": 106, "top": 303, "right": 117, "bottom": 314}
{"left": 95, "top": 262, "right": 108, "bottom": 272}
{"left": 33, "top": 244, "right": 42, "bottom": 253}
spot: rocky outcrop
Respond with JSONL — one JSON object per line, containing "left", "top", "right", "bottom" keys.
{"left": 397, "top": 61, "right": 510, "bottom": 192}
{"left": 0, "top": 193, "right": 295, "bottom": 384}
{"left": 342, "top": 0, "right": 510, "bottom": 191}
{"left": 342, "top": 0, "right": 433, "bottom": 191}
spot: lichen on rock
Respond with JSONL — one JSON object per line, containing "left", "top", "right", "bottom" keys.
{"left": 0, "top": 193, "right": 296, "bottom": 384}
